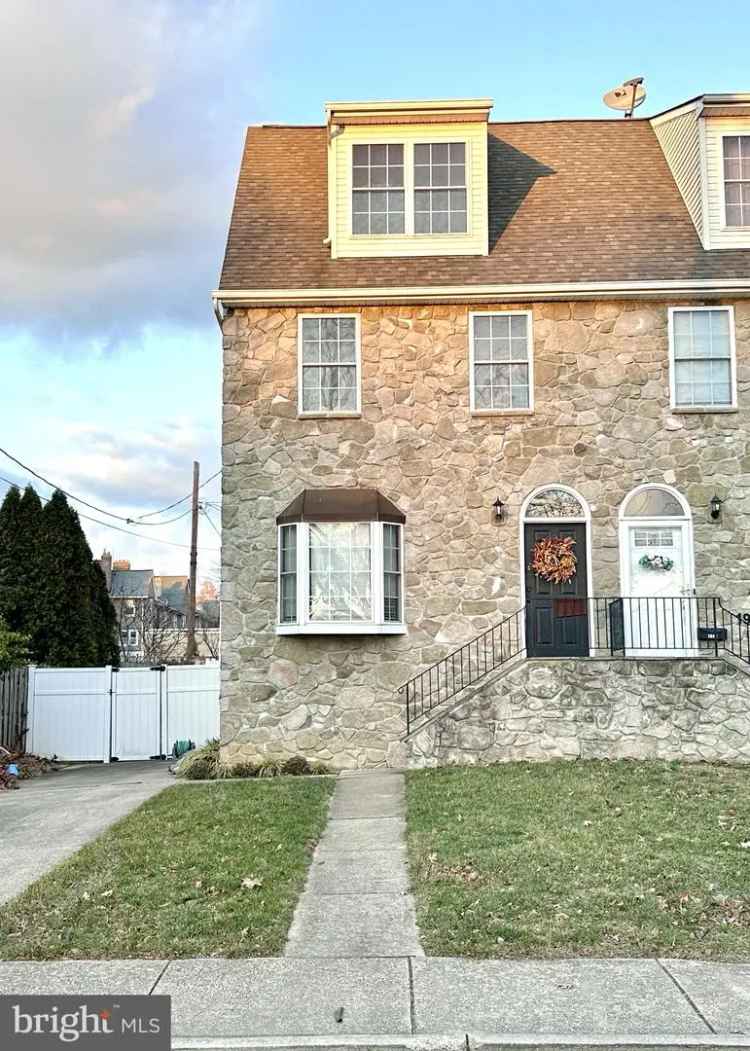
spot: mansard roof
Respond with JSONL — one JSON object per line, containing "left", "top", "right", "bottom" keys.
{"left": 218, "top": 118, "right": 750, "bottom": 297}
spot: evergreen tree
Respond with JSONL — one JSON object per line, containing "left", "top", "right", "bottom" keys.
{"left": 91, "top": 561, "right": 120, "bottom": 666}
{"left": 0, "top": 485, "right": 22, "bottom": 619}
{"left": 38, "top": 490, "right": 99, "bottom": 666}
{"left": 1, "top": 484, "right": 120, "bottom": 667}
{"left": 0, "top": 485, "right": 44, "bottom": 655}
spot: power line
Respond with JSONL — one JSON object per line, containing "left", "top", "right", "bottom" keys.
{"left": 0, "top": 445, "right": 221, "bottom": 527}
{"left": 200, "top": 505, "right": 222, "bottom": 540}
{"left": 0, "top": 475, "right": 220, "bottom": 553}
{"left": 134, "top": 469, "right": 222, "bottom": 521}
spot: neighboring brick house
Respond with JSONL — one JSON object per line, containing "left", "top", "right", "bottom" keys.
{"left": 214, "top": 94, "right": 750, "bottom": 770}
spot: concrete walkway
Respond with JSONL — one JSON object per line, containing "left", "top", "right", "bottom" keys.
{"left": 2, "top": 956, "right": 750, "bottom": 1047}
{"left": 284, "top": 770, "right": 423, "bottom": 958}
{"left": 0, "top": 761, "right": 171, "bottom": 905}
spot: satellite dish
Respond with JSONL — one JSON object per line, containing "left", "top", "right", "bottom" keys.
{"left": 603, "top": 77, "right": 646, "bottom": 118}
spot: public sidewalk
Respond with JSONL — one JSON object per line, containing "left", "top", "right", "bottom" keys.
{"left": 2, "top": 956, "right": 750, "bottom": 1048}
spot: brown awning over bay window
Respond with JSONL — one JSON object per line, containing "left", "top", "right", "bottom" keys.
{"left": 276, "top": 489, "right": 405, "bottom": 525}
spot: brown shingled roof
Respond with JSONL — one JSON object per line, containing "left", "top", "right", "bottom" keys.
{"left": 219, "top": 119, "right": 750, "bottom": 293}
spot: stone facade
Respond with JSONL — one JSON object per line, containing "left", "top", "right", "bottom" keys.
{"left": 221, "top": 299, "right": 750, "bottom": 769}
{"left": 407, "top": 657, "right": 750, "bottom": 766}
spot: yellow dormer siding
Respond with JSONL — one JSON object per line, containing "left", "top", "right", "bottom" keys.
{"left": 326, "top": 99, "right": 491, "bottom": 260}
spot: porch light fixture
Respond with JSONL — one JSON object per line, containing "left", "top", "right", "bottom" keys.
{"left": 710, "top": 494, "right": 724, "bottom": 520}
{"left": 492, "top": 496, "right": 506, "bottom": 522}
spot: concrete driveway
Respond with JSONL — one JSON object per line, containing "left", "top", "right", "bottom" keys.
{"left": 0, "top": 761, "right": 172, "bottom": 906}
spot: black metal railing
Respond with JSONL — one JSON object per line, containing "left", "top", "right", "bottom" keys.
{"left": 399, "top": 606, "right": 524, "bottom": 736}
{"left": 399, "top": 595, "right": 750, "bottom": 738}
{"left": 586, "top": 595, "right": 726, "bottom": 655}
{"left": 717, "top": 599, "right": 750, "bottom": 664}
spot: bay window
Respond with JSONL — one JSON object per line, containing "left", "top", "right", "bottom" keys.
{"left": 276, "top": 489, "right": 406, "bottom": 635}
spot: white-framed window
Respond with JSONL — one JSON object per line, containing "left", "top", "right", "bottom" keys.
{"left": 297, "top": 314, "right": 361, "bottom": 416}
{"left": 723, "top": 135, "right": 750, "bottom": 228}
{"left": 349, "top": 140, "right": 470, "bottom": 238}
{"left": 668, "top": 306, "right": 737, "bottom": 411}
{"left": 469, "top": 310, "right": 534, "bottom": 413}
{"left": 414, "top": 142, "right": 467, "bottom": 233}
{"left": 276, "top": 521, "right": 405, "bottom": 635}
{"left": 121, "top": 627, "right": 138, "bottom": 648}
{"left": 352, "top": 144, "right": 405, "bottom": 234}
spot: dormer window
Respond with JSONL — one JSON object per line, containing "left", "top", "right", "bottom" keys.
{"left": 723, "top": 135, "right": 750, "bottom": 227}
{"left": 414, "top": 143, "right": 467, "bottom": 233}
{"left": 352, "top": 145, "right": 405, "bottom": 234}
{"left": 328, "top": 98, "right": 491, "bottom": 258}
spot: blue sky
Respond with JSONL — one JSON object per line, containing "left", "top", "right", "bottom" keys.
{"left": 1, "top": 0, "right": 748, "bottom": 578}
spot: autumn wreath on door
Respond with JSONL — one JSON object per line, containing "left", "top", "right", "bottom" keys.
{"left": 530, "top": 535, "right": 578, "bottom": 584}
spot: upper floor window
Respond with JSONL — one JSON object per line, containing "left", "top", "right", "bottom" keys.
{"left": 669, "top": 307, "right": 736, "bottom": 411}
{"left": 469, "top": 311, "right": 534, "bottom": 413}
{"left": 723, "top": 136, "right": 750, "bottom": 228}
{"left": 298, "top": 315, "right": 360, "bottom": 416}
{"left": 414, "top": 143, "right": 467, "bottom": 233}
{"left": 352, "top": 145, "right": 405, "bottom": 234}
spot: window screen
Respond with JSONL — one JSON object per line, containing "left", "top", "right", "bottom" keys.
{"left": 352, "top": 144, "right": 405, "bottom": 234}
{"left": 300, "top": 317, "right": 358, "bottom": 413}
{"left": 472, "top": 313, "right": 531, "bottom": 410}
{"left": 414, "top": 142, "right": 467, "bottom": 233}
{"left": 672, "top": 309, "right": 733, "bottom": 408}
{"left": 724, "top": 136, "right": 750, "bottom": 227}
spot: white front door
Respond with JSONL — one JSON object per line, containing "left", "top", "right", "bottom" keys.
{"left": 624, "top": 521, "right": 696, "bottom": 653}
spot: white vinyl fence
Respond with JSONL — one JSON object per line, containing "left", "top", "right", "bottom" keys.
{"left": 27, "top": 664, "right": 220, "bottom": 762}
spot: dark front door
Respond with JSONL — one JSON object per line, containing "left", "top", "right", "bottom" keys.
{"left": 524, "top": 522, "right": 589, "bottom": 657}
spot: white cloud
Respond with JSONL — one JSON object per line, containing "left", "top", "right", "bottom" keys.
{"left": 0, "top": 0, "right": 266, "bottom": 346}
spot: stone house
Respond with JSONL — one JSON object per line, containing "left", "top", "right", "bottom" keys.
{"left": 214, "top": 94, "right": 750, "bottom": 769}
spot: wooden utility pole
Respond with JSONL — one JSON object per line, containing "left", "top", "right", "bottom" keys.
{"left": 185, "top": 460, "right": 200, "bottom": 662}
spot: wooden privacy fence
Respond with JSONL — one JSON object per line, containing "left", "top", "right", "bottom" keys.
{"left": 0, "top": 666, "right": 29, "bottom": 751}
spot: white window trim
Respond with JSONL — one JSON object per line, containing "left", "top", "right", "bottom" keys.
{"left": 720, "top": 132, "right": 750, "bottom": 232}
{"left": 350, "top": 142, "right": 406, "bottom": 236}
{"left": 276, "top": 521, "right": 406, "bottom": 635}
{"left": 468, "top": 309, "right": 535, "bottom": 415}
{"left": 667, "top": 305, "right": 737, "bottom": 413}
{"left": 348, "top": 139, "right": 471, "bottom": 239}
{"left": 297, "top": 313, "right": 362, "bottom": 418}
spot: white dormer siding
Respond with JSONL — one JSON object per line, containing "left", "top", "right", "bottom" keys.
{"left": 652, "top": 95, "right": 750, "bottom": 251}
{"left": 651, "top": 103, "right": 704, "bottom": 243}
{"left": 325, "top": 99, "right": 491, "bottom": 260}
{"left": 704, "top": 119, "right": 750, "bottom": 249}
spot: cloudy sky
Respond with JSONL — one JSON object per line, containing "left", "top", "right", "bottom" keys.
{"left": 1, "top": 0, "right": 748, "bottom": 579}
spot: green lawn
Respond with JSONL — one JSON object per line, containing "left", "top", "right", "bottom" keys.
{"left": 0, "top": 779, "right": 334, "bottom": 960}
{"left": 406, "top": 761, "right": 750, "bottom": 959}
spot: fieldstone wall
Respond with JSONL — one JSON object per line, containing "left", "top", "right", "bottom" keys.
{"left": 407, "top": 657, "right": 750, "bottom": 766}
{"left": 221, "top": 299, "right": 750, "bottom": 769}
